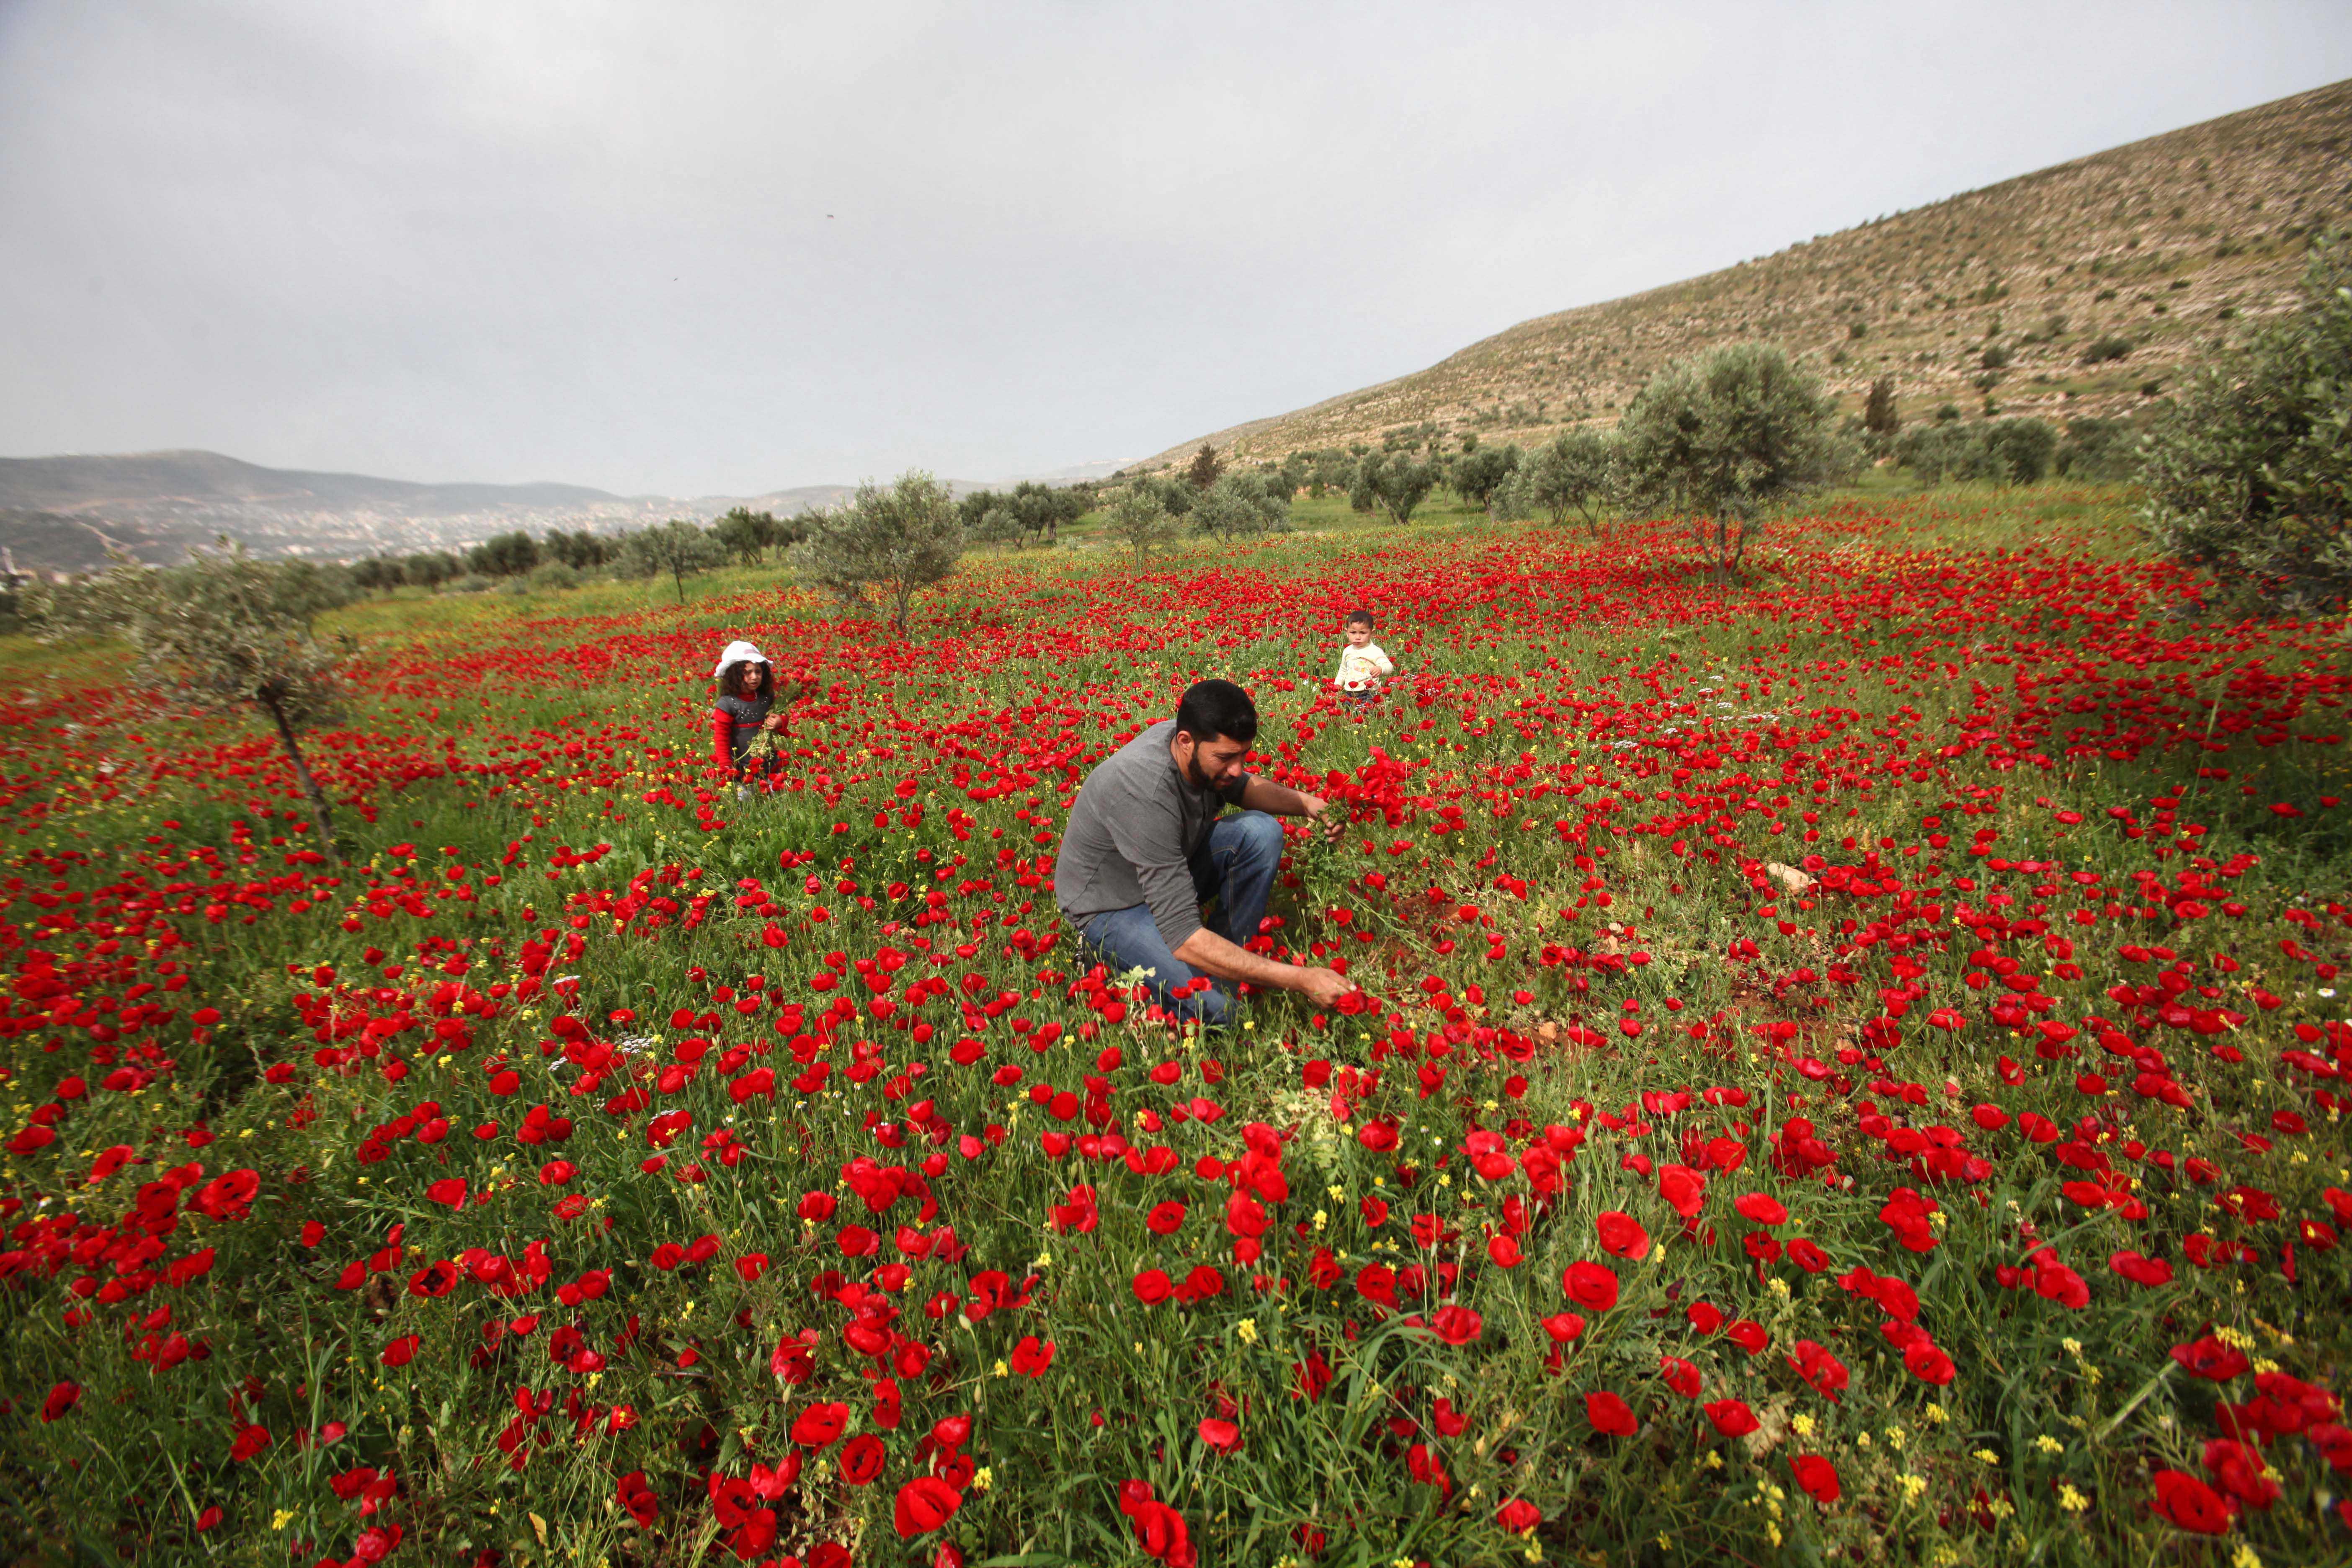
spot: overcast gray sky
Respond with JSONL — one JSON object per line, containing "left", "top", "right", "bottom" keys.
{"left": 4, "top": 3, "right": 2348, "bottom": 496}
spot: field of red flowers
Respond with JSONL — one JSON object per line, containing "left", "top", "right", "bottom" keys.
{"left": 1, "top": 498, "right": 2347, "bottom": 1568}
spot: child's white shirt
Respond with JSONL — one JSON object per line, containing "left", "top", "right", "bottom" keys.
{"left": 1335, "top": 641, "right": 1394, "bottom": 690}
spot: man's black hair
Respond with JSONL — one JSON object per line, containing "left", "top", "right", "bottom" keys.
{"left": 1175, "top": 679, "right": 1258, "bottom": 746}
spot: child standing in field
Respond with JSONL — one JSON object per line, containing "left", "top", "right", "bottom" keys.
{"left": 711, "top": 639, "right": 784, "bottom": 799}
{"left": 1334, "top": 608, "right": 1395, "bottom": 702}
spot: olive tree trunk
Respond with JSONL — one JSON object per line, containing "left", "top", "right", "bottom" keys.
{"left": 260, "top": 692, "right": 339, "bottom": 859}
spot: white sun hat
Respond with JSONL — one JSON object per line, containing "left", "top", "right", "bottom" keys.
{"left": 712, "top": 639, "right": 769, "bottom": 677}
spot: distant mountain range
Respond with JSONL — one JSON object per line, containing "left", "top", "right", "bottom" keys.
{"left": 0, "top": 450, "right": 1119, "bottom": 575}
{"left": 0, "top": 449, "right": 855, "bottom": 574}
{"left": 1139, "top": 78, "right": 2352, "bottom": 468}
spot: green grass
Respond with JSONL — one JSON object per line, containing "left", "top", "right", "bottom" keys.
{"left": 2, "top": 486, "right": 2349, "bottom": 1567}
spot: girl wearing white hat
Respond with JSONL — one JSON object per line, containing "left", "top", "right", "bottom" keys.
{"left": 711, "top": 639, "right": 784, "bottom": 799}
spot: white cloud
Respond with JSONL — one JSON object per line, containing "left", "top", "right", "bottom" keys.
{"left": 3, "top": 0, "right": 2347, "bottom": 492}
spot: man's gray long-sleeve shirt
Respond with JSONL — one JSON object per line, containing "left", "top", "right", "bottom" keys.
{"left": 1054, "top": 720, "right": 1250, "bottom": 949}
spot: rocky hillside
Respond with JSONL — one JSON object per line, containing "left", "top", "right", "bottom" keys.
{"left": 1141, "top": 79, "right": 2352, "bottom": 468}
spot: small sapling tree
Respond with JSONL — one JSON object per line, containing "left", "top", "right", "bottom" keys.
{"left": 622, "top": 519, "right": 725, "bottom": 603}
{"left": 1104, "top": 485, "right": 1181, "bottom": 567}
{"left": 28, "top": 542, "right": 349, "bottom": 854}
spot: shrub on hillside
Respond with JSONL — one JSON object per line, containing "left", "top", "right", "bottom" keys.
{"left": 2054, "top": 418, "right": 2138, "bottom": 481}
{"left": 527, "top": 560, "right": 581, "bottom": 593}
{"left": 2141, "top": 234, "right": 2352, "bottom": 615}
{"left": 1983, "top": 418, "right": 2058, "bottom": 484}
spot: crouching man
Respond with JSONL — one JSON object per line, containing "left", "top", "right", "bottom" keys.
{"left": 1054, "top": 678, "right": 1356, "bottom": 1026}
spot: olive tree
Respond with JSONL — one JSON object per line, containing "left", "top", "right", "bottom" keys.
{"left": 1450, "top": 443, "right": 1521, "bottom": 512}
{"left": 713, "top": 507, "right": 782, "bottom": 566}
{"left": 2141, "top": 234, "right": 2351, "bottom": 615}
{"left": 2054, "top": 418, "right": 2136, "bottom": 481}
{"left": 352, "top": 556, "right": 405, "bottom": 594}
{"left": 28, "top": 543, "right": 348, "bottom": 852}
{"left": 1620, "top": 343, "right": 1845, "bottom": 574}
{"left": 1007, "top": 481, "right": 1086, "bottom": 547}
{"left": 1103, "top": 485, "right": 1181, "bottom": 566}
{"left": 965, "top": 507, "right": 1024, "bottom": 550}
{"left": 621, "top": 519, "right": 725, "bottom": 603}
{"left": 1349, "top": 451, "right": 1441, "bottom": 526}
{"left": 1519, "top": 428, "right": 1621, "bottom": 530}
{"left": 401, "top": 550, "right": 461, "bottom": 591}
{"left": 1189, "top": 471, "right": 1290, "bottom": 541}
{"left": 804, "top": 470, "right": 964, "bottom": 634}
{"left": 543, "top": 529, "right": 617, "bottom": 570}
{"left": 1983, "top": 418, "right": 2058, "bottom": 484}
{"left": 467, "top": 530, "right": 540, "bottom": 577}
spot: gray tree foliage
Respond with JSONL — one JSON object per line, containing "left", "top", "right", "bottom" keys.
{"left": 1619, "top": 343, "right": 1846, "bottom": 573}
{"left": 1349, "top": 451, "right": 1441, "bottom": 526}
{"left": 1449, "top": 443, "right": 1521, "bottom": 511}
{"left": 2141, "top": 234, "right": 2352, "bottom": 615}
{"left": 713, "top": 507, "right": 784, "bottom": 566}
{"left": 803, "top": 470, "right": 965, "bottom": 634}
{"left": 1189, "top": 471, "right": 1290, "bottom": 541}
{"left": 621, "top": 519, "right": 725, "bottom": 603}
{"left": 1524, "top": 428, "right": 1622, "bottom": 530}
{"left": 1101, "top": 485, "right": 1181, "bottom": 567}
{"left": 27, "top": 542, "right": 348, "bottom": 852}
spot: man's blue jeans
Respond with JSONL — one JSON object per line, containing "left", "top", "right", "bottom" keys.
{"left": 1078, "top": 812, "right": 1282, "bottom": 1027}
